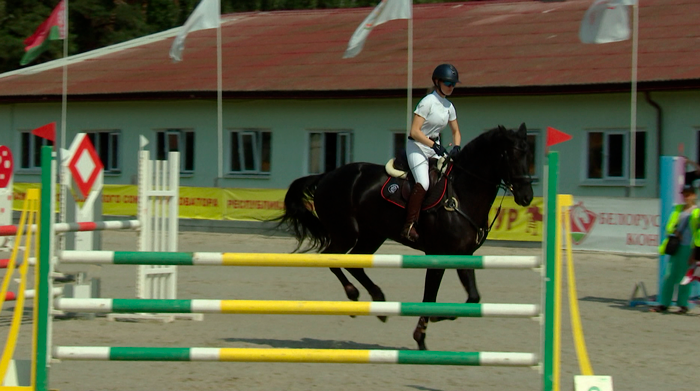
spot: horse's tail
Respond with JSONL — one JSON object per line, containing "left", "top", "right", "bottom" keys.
{"left": 273, "top": 173, "right": 331, "bottom": 253}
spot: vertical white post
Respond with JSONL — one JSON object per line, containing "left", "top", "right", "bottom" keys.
{"left": 116, "top": 149, "right": 198, "bottom": 322}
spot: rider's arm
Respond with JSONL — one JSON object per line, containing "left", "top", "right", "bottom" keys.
{"left": 448, "top": 119, "right": 461, "bottom": 147}
{"left": 409, "top": 114, "right": 436, "bottom": 148}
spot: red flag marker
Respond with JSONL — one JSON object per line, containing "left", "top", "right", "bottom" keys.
{"left": 546, "top": 126, "right": 572, "bottom": 147}
{"left": 31, "top": 122, "right": 56, "bottom": 142}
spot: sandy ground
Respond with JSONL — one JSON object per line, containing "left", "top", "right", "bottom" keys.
{"left": 0, "top": 231, "right": 696, "bottom": 391}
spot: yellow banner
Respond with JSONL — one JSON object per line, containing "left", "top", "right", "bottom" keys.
{"left": 486, "top": 197, "right": 544, "bottom": 241}
{"left": 180, "top": 187, "right": 224, "bottom": 220}
{"left": 12, "top": 183, "right": 542, "bottom": 241}
{"left": 223, "top": 188, "right": 286, "bottom": 221}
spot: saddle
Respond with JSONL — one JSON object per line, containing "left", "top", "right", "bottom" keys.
{"left": 381, "top": 153, "right": 452, "bottom": 211}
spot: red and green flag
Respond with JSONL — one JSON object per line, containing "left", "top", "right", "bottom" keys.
{"left": 20, "top": 0, "right": 66, "bottom": 66}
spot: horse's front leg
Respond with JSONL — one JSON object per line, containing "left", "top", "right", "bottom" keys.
{"left": 456, "top": 268, "right": 480, "bottom": 303}
{"left": 413, "top": 268, "right": 445, "bottom": 351}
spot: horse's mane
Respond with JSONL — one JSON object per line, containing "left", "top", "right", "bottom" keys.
{"left": 461, "top": 125, "right": 511, "bottom": 158}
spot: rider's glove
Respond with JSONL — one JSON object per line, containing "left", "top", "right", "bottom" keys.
{"left": 431, "top": 142, "right": 447, "bottom": 157}
{"left": 449, "top": 145, "right": 461, "bottom": 158}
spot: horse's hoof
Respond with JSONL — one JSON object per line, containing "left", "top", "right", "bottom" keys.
{"left": 413, "top": 330, "right": 426, "bottom": 350}
{"left": 345, "top": 285, "right": 360, "bottom": 301}
{"left": 428, "top": 316, "right": 457, "bottom": 322}
{"left": 466, "top": 297, "right": 480, "bottom": 304}
{"left": 377, "top": 315, "right": 387, "bottom": 323}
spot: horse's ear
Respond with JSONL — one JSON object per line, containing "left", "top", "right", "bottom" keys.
{"left": 498, "top": 125, "right": 506, "bottom": 132}
{"left": 517, "top": 123, "right": 527, "bottom": 137}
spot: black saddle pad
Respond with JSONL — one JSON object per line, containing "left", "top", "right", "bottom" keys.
{"left": 381, "top": 161, "right": 452, "bottom": 210}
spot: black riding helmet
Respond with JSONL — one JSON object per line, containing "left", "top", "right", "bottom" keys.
{"left": 432, "top": 63, "right": 460, "bottom": 85}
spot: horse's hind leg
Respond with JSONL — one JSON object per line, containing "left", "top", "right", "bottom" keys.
{"left": 345, "top": 234, "right": 387, "bottom": 321}
{"left": 457, "top": 268, "right": 480, "bottom": 303}
{"left": 413, "top": 268, "right": 446, "bottom": 351}
{"left": 330, "top": 267, "right": 359, "bottom": 301}
{"left": 323, "top": 232, "right": 360, "bottom": 301}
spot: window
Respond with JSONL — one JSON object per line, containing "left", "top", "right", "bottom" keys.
{"left": 86, "top": 130, "right": 120, "bottom": 173}
{"left": 392, "top": 131, "right": 406, "bottom": 158}
{"left": 155, "top": 129, "right": 194, "bottom": 173}
{"left": 308, "top": 130, "right": 352, "bottom": 174}
{"left": 19, "top": 131, "right": 54, "bottom": 169}
{"left": 526, "top": 130, "right": 539, "bottom": 180}
{"left": 229, "top": 129, "right": 271, "bottom": 174}
{"left": 586, "top": 130, "right": 646, "bottom": 180}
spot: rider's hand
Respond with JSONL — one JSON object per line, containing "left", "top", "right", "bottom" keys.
{"left": 449, "top": 145, "right": 461, "bottom": 158}
{"left": 431, "top": 142, "right": 447, "bottom": 157}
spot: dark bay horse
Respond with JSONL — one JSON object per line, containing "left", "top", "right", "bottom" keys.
{"left": 275, "top": 123, "right": 534, "bottom": 350}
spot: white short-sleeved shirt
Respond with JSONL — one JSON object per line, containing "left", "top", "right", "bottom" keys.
{"left": 412, "top": 91, "right": 457, "bottom": 156}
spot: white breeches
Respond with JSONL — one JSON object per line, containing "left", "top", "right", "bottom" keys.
{"left": 406, "top": 140, "right": 434, "bottom": 190}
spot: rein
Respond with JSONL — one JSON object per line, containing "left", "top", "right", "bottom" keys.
{"left": 441, "top": 151, "right": 527, "bottom": 246}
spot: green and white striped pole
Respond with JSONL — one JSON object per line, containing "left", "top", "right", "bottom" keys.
{"left": 53, "top": 347, "right": 538, "bottom": 367}
{"left": 57, "top": 251, "right": 540, "bottom": 269}
{"left": 36, "top": 146, "right": 54, "bottom": 391}
{"left": 54, "top": 298, "right": 540, "bottom": 318}
{"left": 542, "top": 151, "right": 559, "bottom": 391}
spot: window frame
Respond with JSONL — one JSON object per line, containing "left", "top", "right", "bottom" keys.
{"left": 391, "top": 130, "right": 407, "bottom": 159}
{"left": 155, "top": 129, "right": 195, "bottom": 174}
{"left": 583, "top": 128, "right": 647, "bottom": 184}
{"left": 526, "top": 129, "right": 540, "bottom": 183}
{"left": 17, "top": 130, "right": 54, "bottom": 171}
{"left": 227, "top": 128, "right": 272, "bottom": 176}
{"left": 306, "top": 129, "right": 353, "bottom": 175}
{"left": 85, "top": 130, "right": 121, "bottom": 174}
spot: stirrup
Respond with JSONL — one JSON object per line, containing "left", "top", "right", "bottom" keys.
{"left": 402, "top": 223, "right": 419, "bottom": 242}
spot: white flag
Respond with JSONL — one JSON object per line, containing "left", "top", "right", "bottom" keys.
{"left": 579, "top": 0, "right": 636, "bottom": 44}
{"left": 343, "top": 0, "right": 412, "bottom": 59}
{"left": 170, "top": 0, "right": 220, "bottom": 62}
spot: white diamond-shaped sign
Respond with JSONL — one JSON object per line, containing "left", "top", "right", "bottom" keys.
{"left": 67, "top": 134, "right": 103, "bottom": 198}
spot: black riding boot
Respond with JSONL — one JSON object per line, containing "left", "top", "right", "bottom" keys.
{"left": 401, "top": 183, "right": 426, "bottom": 242}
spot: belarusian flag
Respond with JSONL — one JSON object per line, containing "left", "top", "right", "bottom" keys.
{"left": 21, "top": 0, "right": 66, "bottom": 66}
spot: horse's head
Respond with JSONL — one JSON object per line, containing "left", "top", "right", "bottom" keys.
{"left": 456, "top": 123, "right": 534, "bottom": 207}
{"left": 494, "top": 123, "right": 534, "bottom": 206}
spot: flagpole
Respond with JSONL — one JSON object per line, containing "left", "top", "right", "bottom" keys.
{"left": 629, "top": 1, "right": 639, "bottom": 194}
{"left": 406, "top": 10, "right": 413, "bottom": 136}
{"left": 216, "top": 16, "right": 223, "bottom": 183}
{"left": 61, "top": 0, "right": 68, "bottom": 151}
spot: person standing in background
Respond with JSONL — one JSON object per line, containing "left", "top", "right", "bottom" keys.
{"left": 652, "top": 184, "right": 699, "bottom": 314}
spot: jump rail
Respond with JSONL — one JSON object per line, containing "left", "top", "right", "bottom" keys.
{"left": 53, "top": 347, "right": 539, "bottom": 367}
{"left": 58, "top": 251, "right": 541, "bottom": 269}
{"left": 54, "top": 299, "right": 540, "bottom": 317}
{"left": 0, "top": 220, "right": 141, "bottom": 237}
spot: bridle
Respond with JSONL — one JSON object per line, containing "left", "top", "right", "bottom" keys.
{"left": 440, "top": 144, "right": 533, "bottom": 246}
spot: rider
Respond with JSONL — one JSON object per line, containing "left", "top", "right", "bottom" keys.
{"left": 402, "top": 63, "right": 463, "bottom": 242}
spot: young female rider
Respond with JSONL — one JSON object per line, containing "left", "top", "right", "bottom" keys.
{"left": 402, "top": 64, "right": 463, "bottom": 242}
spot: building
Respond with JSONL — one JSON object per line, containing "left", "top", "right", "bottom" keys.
{"left": 0, "top": 0, "right": 698, "bottom": 202}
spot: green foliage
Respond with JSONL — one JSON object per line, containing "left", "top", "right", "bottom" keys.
{"left": 0, "top": 0, "right": 462, "bottom": 73}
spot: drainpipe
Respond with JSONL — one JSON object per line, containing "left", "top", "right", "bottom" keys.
{"left": 644, "top": 91, "right": 662, "bottom": 195}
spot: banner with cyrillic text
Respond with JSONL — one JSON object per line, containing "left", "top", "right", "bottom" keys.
{"left": 569, "top": 197, "right": 659, "bottom": 255}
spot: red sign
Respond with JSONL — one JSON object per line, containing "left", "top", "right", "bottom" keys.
{"left": 67, "top": 136, "right": 103, "bottom": 198}
{"left": 0, "top": 146, "right": 13, "bottom": 189}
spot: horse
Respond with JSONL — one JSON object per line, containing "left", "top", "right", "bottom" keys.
{"left": 275, "top": 123, "right": 534, "bottom": 350}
